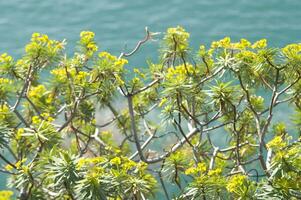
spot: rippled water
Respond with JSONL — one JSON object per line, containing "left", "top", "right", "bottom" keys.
{"left": 2, "top": 0, "right": 301, "bottom": 58}
{"left": 1, "top": 0, "right": 301, "bottom": 193}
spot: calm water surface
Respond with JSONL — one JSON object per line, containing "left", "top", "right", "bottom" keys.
{"left": 1, "top": 0, "right": 301, "bottom": 195}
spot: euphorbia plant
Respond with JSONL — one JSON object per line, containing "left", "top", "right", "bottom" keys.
{"left": 0, "top": 26, "right": 300, "bottom": 199}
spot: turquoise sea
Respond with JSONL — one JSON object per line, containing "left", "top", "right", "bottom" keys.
{"left": 1, "top": 0, "right": 301, "bottom": 195}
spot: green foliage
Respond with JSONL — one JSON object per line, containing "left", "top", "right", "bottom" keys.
{"left": 0, "top": 27, "right": 300, "bottom": 199}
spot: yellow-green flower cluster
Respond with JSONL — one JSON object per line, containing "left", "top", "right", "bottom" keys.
{"left": 158, "top": 97, "right": 168, "bottom": 107}
{"left": 0, "top": 78, "right": 10, "bottom": 84}
{"left": 41, "top": 113, "right": 54, "bottom": 122}
{"left": 164, "top": 26, "right": 190, "bottom": 53}
{"left": 251, "top": 39, "right": 267, "bottom": 49}
{"left": 0, "top": 190, "right": 13, "bottom": 200}
{"left": 250, "top": 95, "right": 265, "bottom": 111}
{"left": 211, "top": 37, "right": 266, "bottom": 50}
{"left": 267, "top": 135, "right": 287, "bottom": 150}
{"left": 4, "top": 164, "right": 13, "bottom": 171}
{"left": 136, "top": 161, "right": 148, "bottom": 172}
{"left": 74, "top": 71, "right": 89, "bottom": 86}
{"left": 0, "top": 53, "right": 13, "bottom": 75}
{"left": 226, "top": 174, "right": 247, "bottom": 193}
{"left": 76, "top": 155, "right": 142, "bottom": 176}
{"left": 98, "top": 51, "right": 128, "bottom": 72}
{"left": 50, "top": 67, "right": 71, "bottom": 82}
{"left": 14, "top": 58, "right": 30, "bottom": 75}
{"left": 199, "top": 45, "right": 215, "bottom": 58}
{"left": 51, "top": 66, "right": 90, "bottom": 87}
{"left": 25, "top": 32, "right": 64, "bottom": 62}
{"left": 80, "top": 31, "right": 98, "bottom": 58}
{"left": 93, "top": 52, "right": 127, "bottom": 86}
{"left": 282, "top": 43, "right": 301, "bottom": 59}
{"left": 0, "top": 104, "right": 10, "bottom": 121}
{"left": 28, "top": 85, "right": 47, "bottom": 99}
{"left": 98, "top": 51, "right": 116, "bottom": 60}
{"left": 0, "top": 78, "right": 12, "bottom": 99}
{"left": 165, "top": 64, "right": 196, "bottom": 84}
{"left": 123, "top": 159, "right": 137, "bottom": 171}
{"left": 0, "top": 53, "right": 13, "bottom": 63}
{"left": 236, "top": 49, "right": 257, "bottom": 58}
{"left": 273, "top": 122, "right": 286, "bottom": 136}
{"left": 239, "top": 39, "right": 252, "bottom": 48}
{"left": 15, "top": 128, "right": 24, "bottom": 140}
{"left": 185, "top": 163, "right": 207, "bottom": 175}
{"left": 211, "top": 37, "right": 231, "bottom": 49}
{"left": 31, "top": 113, "right": 54, "bottom": 125}
{"left": 32, "top": 116, "right": 42, "bottom": 125}
{"left": 110, "top": 157, "right": 122, "bottom": 166}
{"left": 207, "top": 168, "right": 222, "bottom": 176}
{"left": 77, "top": 157, "right": 107, "bottom": 169}
{"left": 27, "top": 85, "right": 56, "bottom": 110}
{"left": 5, "top": 158, "right": 27, "bottom": 171}
{"left": 199, "top": 45, "right": 208, "bottom": 56}
{"left": 133, "top": 68, "right": 146, "bottom": 79}
{"left": 229, "top": 38, "right": 252, "bottom": 49}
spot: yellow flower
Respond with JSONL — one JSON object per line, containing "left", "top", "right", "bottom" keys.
{"left": 74, "top": 71, "right": 89, "bottom": 85}
{"left": 15, "top": 158, "right": 27, "bottom": 169}
{"left": 123, "top": 160, "right": 136, "bottom": 170}
{"left": 0, "top": 105, "right": 9, "bottom": 113}
{"left": 4, "top": 164, "right": 13, "bottom": 171}
{"left": 28, "top": 85, "right": 47, "bottom": 98}
{"left": 197, "top": 163, "right": 207, "bottom": 172}
{"left": 31, "top": 32, "right": 41, "bottom": 39}
{"left": 159, "top": 98, "right": 168, "bottom": 107}
{"left": 240, "top": 38, "right": 251, "bottom": 48}
{"left": 90, "top": 157, "right": 106, "bottom": 164}
{"left": 267, "top": 136, "right": 286, "bottom": 150}
{"left": 114, "top": 74, "right": 125, "bottom": 86}
{"left": 165, "top": 26, "right": 190, "bottom": 51}
{"left": 110, "top": 157, "right": 121, "bottom": 165}
{"left": 79, "top": 31, "right": 98, "bottom": 57}
{"left": 0, "top": 190, "right": 13, "bottom": 200}
{"left": 226, "top": 174, "right": 246, "bottom": 193}
{"left": 0, "top": 53, "right": 13, "bottom": 63}
{"left": 0, "top": 78, "right": 11, "bottom": 84}
{"left": 185, "top": 163, "right": 207, "bottom": 175}
{"left": 252, "top": 39, "right": 267, "bottom": 49}
{"left": 51, "top": 67, "right": 74, "bottom": 82}
{"left": 0, "top": 105, "right": 10, "bottom": 121}
{"left": 16, "top": 128, "right": 24, "bottom": 140}
{"left": 132, "top": 77, "right": 140, "bottom": 84}
{"left": 220, "top": 37, "right": 231, "bottom": 48}
{"left": 21, "top": 165, "right": 29, "bottom": 174}
{"left": 165, "top": 64, "right": 195, "bottom": 84}
{"left": 185, "top": 167, "right": 198, "bottom": 175}
{"left": 282, "top": 43, "right": 301, "bottom": 57}
{"left": 208, "top": 168, "right": 222, "bottom": 176}
{"left": 136, "top": 161, "right": 147, "bottom": 171}
{"left": 211, "top": 37, "right": 231, "bottom": 48}
{"left": 199, "top": 45, "right": 205, "bottom": 52}
{"left": 98, "top": 51, "right": 116, "bottom": 61}
{"left": 133, "top": 68, "right": 145, "bottom": 79}
{"left": 32, "top": 116, "right": 41, "bottom": 125}
{"left": 80, "top": 31, "right": 95, "bottom": 40}
{"left": 41, "top": 113, "right": 54, "bottom": 122}
{"left": 87, "top": 43, "right": 98, "bottom": 51}
{"left": 76, "top": 158, "right": 87, "bottom": 169}
{"left": 115, "top": 59, "right": 128, "bottom": 66}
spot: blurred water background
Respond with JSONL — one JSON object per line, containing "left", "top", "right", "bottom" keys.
{"left": 1, "top": 0, "right": 301, "bottom": 196}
